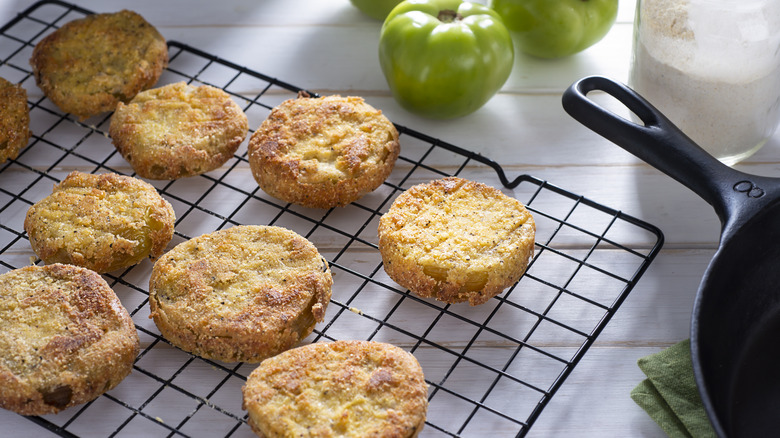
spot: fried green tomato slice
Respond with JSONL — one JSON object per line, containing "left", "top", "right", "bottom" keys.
{"left": 248, "top": 95, "right": 400, "bottom": 209}
{"left": 149, "top": 225, "right": 332, "bottom": 363}
{"left": 242, "top": 340, "right": 428, "bottom": 438}
{"left": 0, "top": 77, "right": 30, "bottom": 164}
{"left": 24, "top": 171, "right": 176, "bottom": 273}
{"left": 109, "top": 81, "right": 248, "bottom": 180}
{"left": 29, "top": 9, "right": 168, "bottom": 120}
{"left": 0, "top": 264, "right": 139, "bottom": 415}
{"left": 378, "top": 177, "right": 535, "bottom": 306}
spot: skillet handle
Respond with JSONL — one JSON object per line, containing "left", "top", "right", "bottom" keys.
{"left": 561, "top": 75, "right": 738, "bottom": 221}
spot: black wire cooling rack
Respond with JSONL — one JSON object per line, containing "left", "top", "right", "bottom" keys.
{"left": 0, "top": 1, "right": 664, "bottom": 437}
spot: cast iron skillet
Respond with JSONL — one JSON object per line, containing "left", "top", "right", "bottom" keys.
{"left": 562, "top": 75, "right": 780, "bottom": 437}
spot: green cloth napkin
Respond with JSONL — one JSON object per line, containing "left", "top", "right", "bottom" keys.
{"left": 630, "top": 339, "right": 717, "bottom": 438}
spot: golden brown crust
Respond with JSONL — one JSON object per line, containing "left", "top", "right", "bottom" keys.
{"left": 29, "top": 10, "right": 168, "bottom": 120}
{"left": 148, "top": 225, "right": 332, "bottom": 363}
{"left": 378, "top": 177, "right": 536, "bottom": 306}
{"left": 109, "top": 82, "right": 249, "bottom": 180}
{"left": 0, "top": 264, "right": 139, "bottom": 415}
{"left": 242, "top": 340, "right": 428, "bottom": 438}
{"left": 0, "top": 77, "right": 30, "bottom": 164}
{"left": 24, "top": 171, "right": 176, "bottom": 274}
{"left": 248, "top": 95, "right": 400, "bottom": 209}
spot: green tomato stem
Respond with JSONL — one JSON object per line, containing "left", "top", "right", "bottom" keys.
{"left": 437, "top": 9, "right": 462, "bottom": 23}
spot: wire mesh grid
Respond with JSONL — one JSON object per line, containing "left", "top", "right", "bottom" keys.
{"left": 0, "top": 1, "right": 664, "bottom": 437}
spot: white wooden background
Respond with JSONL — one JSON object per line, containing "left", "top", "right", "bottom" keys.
{"left": 2, "top": 0, "right": 778, "bottom": 436}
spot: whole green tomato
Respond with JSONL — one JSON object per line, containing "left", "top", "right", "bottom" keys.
{"left": 378, "top": 0, "right": 514, "bottom": 119}
{"left": 349, "top": 0, "right": 404, "bottom": 20}
{"left": 489, "top": 0, "right": 617, "bottom": 58}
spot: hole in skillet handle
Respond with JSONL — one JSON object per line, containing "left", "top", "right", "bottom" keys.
{"left": 560, "top": 75, "right": 719, "bottom": 173}
{"left": 562, "top": 75, "right": 659, "bottom": 127}
{"left": 561, "top": 75, "right": 742, "bottom": 229}
{"left": 561, "top": 75, "right": 661, "bottom": 141}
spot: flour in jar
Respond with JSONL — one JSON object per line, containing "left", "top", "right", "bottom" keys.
{"left": 629, "top": 0, "right": 780, "bottom": 165}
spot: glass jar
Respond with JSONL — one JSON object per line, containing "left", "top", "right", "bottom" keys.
{"left": 629, "top": 0, "right": 780, "bottom": 166}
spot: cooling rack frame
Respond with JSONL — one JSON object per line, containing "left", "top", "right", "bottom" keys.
{"left": 0, "top": 1, "right": 664, "bottom": 437}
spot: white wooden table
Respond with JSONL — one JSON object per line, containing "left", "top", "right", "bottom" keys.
{"left": 1, "top": 0, "right": 776, "bottom": 436}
